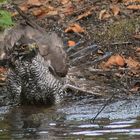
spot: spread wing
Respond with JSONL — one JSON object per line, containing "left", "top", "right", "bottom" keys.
{"left": 4, "top": 23, "right": 68, "bottom": 77}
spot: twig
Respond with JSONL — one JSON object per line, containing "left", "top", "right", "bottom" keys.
{"left": 90, "top": 92, "right": 116, "bottom": 123}
{"left": 69, "top": 44, "right": 99, "bottom": 59}
{"left": 72, "top": 52, "right": 112, "bottom": 66}
{"left": 66, "top": 40, "right": 85, "bottom": 53}
{"left": 70, "top": 0, "right": 101, "bottom": 17}
{"left": 110, "top": 42, "right": 132, "bottom": 46}
{"left": 88, "top": 68, "right": 131, "bottom": 73}
{"left": 62, "top": 84, "right": 102, "bottom": 96}
{"left": 12, "top": 4, "right": 45, "bottom": 33}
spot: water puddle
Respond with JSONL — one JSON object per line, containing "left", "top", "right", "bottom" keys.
{"left": 0, "top": 95, "right": 140, "bottom": 139}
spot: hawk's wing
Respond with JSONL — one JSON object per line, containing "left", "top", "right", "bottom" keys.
{"left": 4, "top": 23, "right": 68, "bottom": 77}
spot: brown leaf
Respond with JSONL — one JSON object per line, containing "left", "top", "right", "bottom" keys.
{"left": 19, "top": 3, "right": 29, "bottom": 11}
{"left": 110, "top": 5, "right": 120, "bottom": 16}
{"left": 32, "top": 6, "right": 57, "bottom": 17}
{"left": 123, "top": 0, "right": 140, "bottom": 5}
{"left": 27, "top": 0, "right": 42, "bottom": 6}
{"left": 68, "top": 40, "right": 76, "bottom": 47}
{"left": 105, "top": 54, "right": 125, "bottom": 67}
{"left": 65, "top": 23, "right": 85, "bottom": 33}
{"left": 32, "top": 8, "right": 43, "bottom": 16}
{"left": 77, "top": 7, "right": 96, "bottom": 21}
{"left": 127, "top": 5, "right": 140, "bottom": 10}
{"left": 99, "top": 9, "right": 111, "bottom": 20}
{"left": 77, "top": 11, "right": 92, "bottom": 20}
{"left": 125, "top": 57, "right": 140, "bottom": 69}
{"left": 60, "top": 2, "right": 74, "bottom": 16}
{"left": 59, "top": 0, "right": 70, "bottom": 4}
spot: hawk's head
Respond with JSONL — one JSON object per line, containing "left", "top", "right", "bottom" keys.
{"left": 11, "top": 36, "right": 38, "bottom": 60}
{"left": 0, "top": 35, "right": 39, "bottom": 68}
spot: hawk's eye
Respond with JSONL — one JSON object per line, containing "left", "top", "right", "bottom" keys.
{"left": 21, "top": 45, "right": 27, "bottom": 49}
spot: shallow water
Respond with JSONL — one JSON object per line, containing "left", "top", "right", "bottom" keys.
{"left": 0, "top": 94, "right": 140, "bottom": 140}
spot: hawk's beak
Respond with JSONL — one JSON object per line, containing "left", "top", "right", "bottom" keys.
{"left": 28, "top": 43, "right": 38, "bottom": 52}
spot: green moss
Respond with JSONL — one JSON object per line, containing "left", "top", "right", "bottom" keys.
{"left": 107, "top": 18, "right": 139, "bottom": 42}
{"left": 93, "top": 17, "right": 140, "bottom": 44}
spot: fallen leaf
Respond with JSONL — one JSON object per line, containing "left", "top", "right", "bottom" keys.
{"left": 19, "top": 3, "right": 29, "bottom": 11}
{"left": 27, "top": 0, "right": 42, "bottom": 6}
{"left": 76, "top": 7, "right": 96, "bottom": 21}
{"left": 32, "top": 7, "right": 43, "bottom": 16}
{"left": 32, "top": 5, "right": 57, "bottom": 17}
{"left": 105, "top": 54, "right": 125, "bottom": 67}
{"left": 47, "top": 10, "right": 58, "bottom": 16}
{"left": 127, "top": 5, "right": 140, "bottom": 10}
{"left": 110, "top": 5, "right": 120, "bottom": 16}
{"left": 59, "top": 0, "right": 70, "bottom": 4}
{"left": 125, "top": 57, "right": 140, "bottom": 69}
{"left": 123, "top": 0, "right": 140, "bottom": 5}
{"left": 99, "top": 9, "right": 111, "bottom": 20}
{"left": 65, "top": 23, "right": 85, "bottom": 33}
{"left": 60, "top": 2, "right": 74, "bottom": 16}
{"left": 68, "top": 40, "right": 76, "bottom": 47}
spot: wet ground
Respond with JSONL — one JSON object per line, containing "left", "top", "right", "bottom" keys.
{"left": 1, "top": 93, "right": 140, "bottom": 139}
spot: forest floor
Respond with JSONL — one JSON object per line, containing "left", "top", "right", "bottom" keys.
{"left": 0, "top": 0, "right": 140, "bottom": 99}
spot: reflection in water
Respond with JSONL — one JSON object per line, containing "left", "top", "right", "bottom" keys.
{"left": 1, "top": 95, "right": 140, "bottom": 139}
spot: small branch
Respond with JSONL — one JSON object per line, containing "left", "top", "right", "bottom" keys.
{"left": 90, "top": 92, "right": 116, "bottom": 123}
{"left": 70, "top": 0, "right": 101, "bottom": 17}
{"left": 88, "top": 68, "right": 131, "bottom": 73}
{"left": 73, "top": 52, "right": 112, "bottom": 67}
{"left": 110, "top": 42, "right": 132, "bottom": 46}
{"left": 62, "top": 84, "right": 102, "bottom": 96}
{"left": 12, "top": 4, "right": 45, "bottom": 33}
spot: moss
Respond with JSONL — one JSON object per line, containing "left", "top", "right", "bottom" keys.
{"left": 93, "top": 17, "right": 140, "bottom": 45}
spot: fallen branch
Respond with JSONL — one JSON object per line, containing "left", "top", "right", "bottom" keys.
{"left": 88, "top": 68, "right": 131, "bottom": 73}
{"left": 62, "top": 84, "right": 102, "bottom": 96}
{"left": 110, "top": 42, "right": 132, "bottom": 46}
{"left": 90, "top": 91, "right": 116, "bottom": 123}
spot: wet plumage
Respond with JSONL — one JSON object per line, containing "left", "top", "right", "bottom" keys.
{"left": 2, "top": 23, "right": 69, "bottom": 105}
